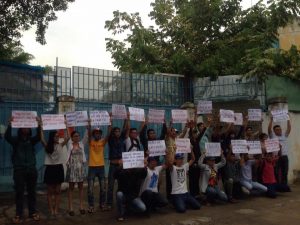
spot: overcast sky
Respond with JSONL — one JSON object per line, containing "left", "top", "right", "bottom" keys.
{"left": 21, "top": 0, "right": 258, "bottom": 70}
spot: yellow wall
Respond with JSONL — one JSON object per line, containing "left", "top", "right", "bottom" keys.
{"left": 278, "top": 21, "right": 300, "bottom": 50}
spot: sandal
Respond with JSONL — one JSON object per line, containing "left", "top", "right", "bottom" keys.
{"left": 12, "top": 216, "right": 22, "bottom": 224}
{"left": 88, "top": 207, "right": 94, "bottom": 214}
{"left": 69, "top": 211, "right": 75, "bottom": 216}
{"left": 117, "top": 217, "right": 124, "bottom": 222}
{"left": 79, "top": 209, "right": 86, "bottom": 215}
{"left": 30, "top": 213, "right": 40, "bottom": 221}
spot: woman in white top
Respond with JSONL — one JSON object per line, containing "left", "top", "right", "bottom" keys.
{"left": 41, "top": 127, "right": 69, "bottom": 216}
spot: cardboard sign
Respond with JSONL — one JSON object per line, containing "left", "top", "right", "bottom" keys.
{"left": 112, "top": 104, "right": 127, "bottom": 119}
{"left": 171, "top": 109, "right": 188, "bottom": 124}
{"left": 265, "top": 139, "right": 280, "bottom": 153}
{"left": 205, "top": 143, "right": 221, "bottom": 157}
{"left": 197, "top": 101, "right": 212, "bottom": 114}
{"left": 66, "top": 111, "right": 89, "bottom": 127}
{"left": 247, "top": 141, "right": 262, "bottom": 155}
{"left": 248, "top": 109, "right": 262, "bottom": 121}
{"left": 129, "top": 107, "right": 145, "bottom": 122}
{"left": 41, "top": 114, "right": 66, "bottom": 130}
{"left": 271, "top": 109, "right": 289, "bottom": 123}
{"left": 231, "top": 140, "right": 248, "bottom": 154}
{"left": 148, "top": 140, "right": 166, "bottom": 157}
{"left": 148, "top": 109, "right": 165, "bottom": 124}
{"left": 234, "top": 113, "right": 243, "bottom": 125}
{"left": 175, "top": 138, "right": 191, "bottom": 153}
{"left": 90, "top": 111, "right": 111, "bottom": 126}
{"left": 220, "top": 109, "right": 235, "bottom": 123}
{"left": 12, "top": 111, "right": 38, "bottom": 128}
{"left": 122, "top": 151, "right": 145, "bottom": 169}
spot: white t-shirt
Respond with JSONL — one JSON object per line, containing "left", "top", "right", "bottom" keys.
{"left": 271, "top": 133, "right": 288, "bottom": 156}
{"left": 44, "top": 143, "right": 67, "bottom": 165}
{"left": 170, "top": 163, "right": 189, "bottom": 195}
{"left": 125, "top": 137, "right": 141, "bottom": 152}
{"left": 140, "top": 166, "right": 163, "bottom": 195}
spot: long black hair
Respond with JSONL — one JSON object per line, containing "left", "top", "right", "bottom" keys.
{"left": 45, "top": 131, "right": 57, "bottom": 154}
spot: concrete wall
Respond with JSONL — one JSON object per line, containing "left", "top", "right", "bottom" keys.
{"left": 262, "top": 112, "right": 300, "bottom": 183}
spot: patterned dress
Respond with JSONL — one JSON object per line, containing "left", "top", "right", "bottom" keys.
{"left": 66, "top": 144, "right": 85, "bottom": 182}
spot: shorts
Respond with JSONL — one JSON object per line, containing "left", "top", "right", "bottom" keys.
{"left": 44, "top": 164, "right": 64, "bottom": 185}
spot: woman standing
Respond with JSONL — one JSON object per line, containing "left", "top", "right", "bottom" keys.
{"left": 41, "top": 127, "right": 69, "bottom": 217}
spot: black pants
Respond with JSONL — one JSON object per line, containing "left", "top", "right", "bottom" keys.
{"left": 141, "top": 190, "right": 168, "bottom": 212}
{"left": 166, "top": 168, "right": 172, "bottom": 200}
{"left": 189, "top": 165, "right": 201, "bottom": 197}
{"left": 275, "top": 155, "right": 289, "bottom": 185}
{"left": 13, "top": 168, "right": 38, "bottom": 217}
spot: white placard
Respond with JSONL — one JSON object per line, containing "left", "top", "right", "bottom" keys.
{"left": 247, "top": 141, "right": 262, "bottom": 155}
{"left": 12, "top": 111, "right": 38, "bottom": 128}
{"left": 248, "top": 109, "right": 262, "bottom": 121}
{"left": 129, "top": 107, "right": 145, "bottom": 122}
{"left": 220, "top": 109, "right": 235, "bottom": 123}
{"left": 197, "top": 101, "right": 212, "bottom": 114}
{"left": 66, "top": 111, "right": 89, "bottom": 127}
{"left": 265, "top": 139, "right": 280, "bottom": 153}
{"left": 148, "top": 140, "right": 166, "bottom": 157}
{"left": 231, "top": 140, "right": 248, "bottom": 154}
{"left": 234, "top": 113, "right": 243, "bottom": 125}
{"left": 122, "top": 151, "right": 145, "bottom": 169}
{"left": 205, "top": 143, "right": 221, "bottom": 157}
{"left": 171, "top": 109, "right": 188, "bottom": 123}
{"left": 41, "top": 114, "right": 66, "bottom": 130}
{"left": 90, "top": 111, "right": 111, "bottom": 126}
{"left": 112, "top": 104, "right": 127, "bottom": 119}
{"left": 148, "top": 109, "right": 165, "bottom": 124}
{"left": 175, "top": 138, "right": 191, "bottom": 153}
{"left": 271, "top": 109, "right": 289, "bottom": 123}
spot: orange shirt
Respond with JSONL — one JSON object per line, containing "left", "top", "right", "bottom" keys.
{"left": 89, "top": 139, "right": 107, "bottom": 167}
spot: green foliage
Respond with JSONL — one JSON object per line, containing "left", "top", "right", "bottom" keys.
{"left": 105, "top": 0, "right": 300, "bottom": 81}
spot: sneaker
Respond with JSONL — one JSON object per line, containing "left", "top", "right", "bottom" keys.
{"left": 241, "top": 186, "right": 250, "bottom": 195}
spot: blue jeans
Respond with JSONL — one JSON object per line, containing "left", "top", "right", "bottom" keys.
{"left": 264, "top": 183, "right": 291, "bottom": 198}
{"left": 87, "top": 166, "right": 106, "bottom": 207}
{"left": 171, "top": 193, "right": 201, "bottom": 213}
{"left": 116, "top": 191, "right": 146, "bottom": 218}
{"left": 205, "top": 186, "right": 228, "bottom": 202}
{"left": 141, "top": 190, "right": 168, "bottom": 212}
{"left": 240, "top": 179, "right": 268, "bottom": 193}
{"left": 107, "top": 163, "right": 119, "bottom": 206}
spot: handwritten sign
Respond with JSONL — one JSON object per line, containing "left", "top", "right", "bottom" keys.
{"left": 271, "top": 109, "right": 289, "bottom": 123}
{"left": 175, "top": 138, "right": 191, "bottom": 153}
{"left": 231, "top": 140, "right": 248, "bottom": 154}
{"left": 205, "top": 143, "right": 221, "bottom": 157}
{"left": 220, "top": 109, "right": 235, "bottom": 123}
{"left": 122, "top": 151, "right": 145, "bottom": 169}
{"left": 66, "top": 111, "right": 89, "bottom": 127}
{"left": 148, "top": 140, "right": 166, "bottom": 157}
{"left": 248, "top": 109, "right": 262, "bottom": 121}
{"left": 234, "top": 113, "right": 243, "bottom": 125}
{"left": 90, "top": 111, "right": 111, "bottom": 126}
{"left": 41, "top": 114, "right": 66, "bottom": 130}
{"left": 112, "top": 104, "right": 127, "bottom": 119}
{"left": 129, "top": 107, "right": 145, "bottom": 122}
{"left": 247, "top": 141, "right": 262, "bottom": 155}
{"left": 172, "top": 109, "right": 188, "bottom": 124}
{"left": 197, "top": 101, "right": 212, "bottom": 114}
{"left": 148, "top": 109, "right": 165, "bottom": 124}
{"left": 12, "top": 111, "right": 38, "bottom": 128}
{"left": 265, "top": 139, "right": 280, "bottom": 153}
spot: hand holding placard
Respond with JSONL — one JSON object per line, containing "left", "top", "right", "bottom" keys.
{"left": 12, "top": 111, "right": 38, "bottom": 128}
{"left": 122, "top": 151, "right": 145, "bottom": 169}
{"left": 148, "top": 140, "right": 166, "bottom": 156}
{"left": 205, "top": 143, "right": 221, "bottom": 157}
{"left": 175, "top": 138, "right": 191, "bottom": 153}
{"left": 171, "top": 110, "right": 188, "bottom": 124}
{"left": 231, "top": 140, "right": 248, "bottom": 154}
{"left": 220, "top": 109, "right": 235, "bottom": 123}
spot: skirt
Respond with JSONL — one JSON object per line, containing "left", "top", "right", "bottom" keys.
{"left": 44, "top": 164, "right": 65, "bottom": 185}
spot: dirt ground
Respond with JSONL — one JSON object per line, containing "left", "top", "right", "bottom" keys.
{"left": 1, "top": 183, "right": 300, "bottom": 225}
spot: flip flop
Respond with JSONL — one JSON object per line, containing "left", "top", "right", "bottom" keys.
{"left": 79, "top": 209, "right": 86, "bottom": 215}
{"left": 88, "top": 207, "right": 94, "bottom": 214}
{"left": 30, "top": 213, "right": 40, "bottom": 221}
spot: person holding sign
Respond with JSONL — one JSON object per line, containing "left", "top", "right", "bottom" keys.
{"left": 65, "top": 129, "right": 89, "bottom": 216}
{"left": 140, "top": 157, "right": 168, "bottom": 214}
{"left": 239, "top": 154, "right": 268, "bottom": 195}
{"left": 167, "top": 152, "right": 201, "bottom": 213}
{"left": 86, "top": 117, "right": 112, "bottom": 213}
{"left": 268, "top": 115, "right": 291, "bottom": 187}
{"left": 4, "top": 116, "right": 42, "bottom": 223}
{"left": 40, "top": 122, "right": 70, "bottom": 217}
{"left": 198, "top": 151, "right": 228, "bottom": 204}
{"left": 106, "top": 117, "right": 129, "bottom": 210}
{"left": 125, "top": 113, "right": 145, "bottom": 152}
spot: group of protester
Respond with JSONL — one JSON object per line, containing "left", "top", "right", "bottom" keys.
{"left": 4, "top": 110, "right": 292, "bottom": 223}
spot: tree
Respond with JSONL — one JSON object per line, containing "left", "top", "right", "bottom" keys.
{"left": 105, "top": 0, "right": 300, "bottom": 81}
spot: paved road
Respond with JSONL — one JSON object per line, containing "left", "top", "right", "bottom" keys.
{"left": 1, "top": 183, "right": 300, "bottom": 225}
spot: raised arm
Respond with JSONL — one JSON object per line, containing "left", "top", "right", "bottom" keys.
{"left": 31, "top": 117, "right": 41, "bottom": 145}
{"left": 139, "top": 120, "right": 148, "bottom": 149}
{"left": 104, "top": 115, "right": 113, "bottom": 141}
{"left": 159, "top": 120, "right": 167, "bottom": 140}
{"left": 40, "top": 125, "right": 47, "bottom": 148}
{"left": 268, "top": 116, "right": 273, "bottom": 136}
{"left": 216, "top": 151, "right": 226, "bottom": 169}
{"left": 188, "top": 149, "right": 195, "bottom": 166}
{"left": 178, "top": 121, "right": 189, "bottom": 138}
{"left": 198, "top": 152, "right": 206, "bottom": 169}
{"left": 124, "top": 113, "right": 130, "bottom": 138}
{"left": 4, "top": 117, "right": 17, "bottom": 145}
{"left": 285, "top": 116, "right": 291, "bottom": 137}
